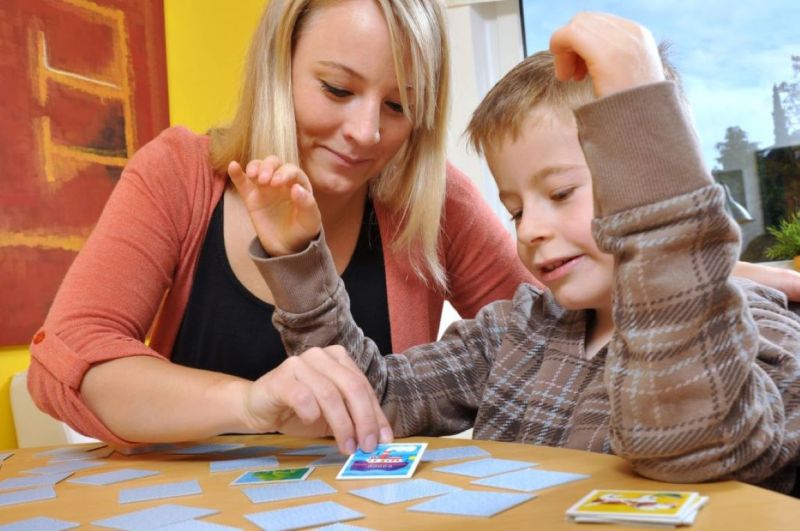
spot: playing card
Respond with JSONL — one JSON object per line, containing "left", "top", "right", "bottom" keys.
{"left": 36, "top": 445, "right": 108, "bottom": 462}
{"left": 244, "top": 501, "right": 363, "bottom": 530}
{"left": 565, "top": 489, "right": 705, "bottom": 525}
{"left": 118, "top": 480, "right": 202, "bottom": 504}
{"left": 281, "top": 444, "right": 337, "bottom": 456}
{"left": 209, "top": 456, "right": 278, "bottom": 473}
{"left": 231, "top": 467, "right": 313, "bottom": 486}
{"left": 472, "top": 468, "right": 589, "bottom": 492}
{"left": 154, "top": 521, "right": 241, "bottom": 531}
{"left": 0, "top": 472, "right": 72, "bottom": 491}
{"left": 23, "top": 459, "right": 107, "bottom": 476}
{"left": 0, "top": 452, "right": 13, "bottom": 462}
{"left": 408, "top": 490, "right": 534, "bottom": 517}
{"left": 242, "top": 479, "right": 335, "bottom": 503}
{"left": 92, "top": 504, "right": 217, "bottom": 530}
{"left": 314, "top": 524, "right": 374, "bottom": 531}
{"left": 113, "top": 443, "right": 180, "bottom": 456}
{"left": 168, "top": 443, "right": 244, "bottom": 455}
{"left": 420, "top": 445, "right": 490, "bottom": 462}
{"left": 212, "top": 445, "right": 284, "bottom": 459}
{"left": 348, "top": 478, "right": 461, "bottom": 505}
{"left": 308, "top": 453, "right": 349, "bottom": 467}
{"left": 336, "top": 443, "right": 426, "bottom": 480}
{"left": 0, "top": 486, "right": 57, "bottom": 507}
{"left": 433, "top": 458, "right": 533, "bottom": 478}
{"left": 0, "top": 516, "right": 78, "bottom": 530}
{"left": 68, "top": 468, "right": 160, "bottom": 486}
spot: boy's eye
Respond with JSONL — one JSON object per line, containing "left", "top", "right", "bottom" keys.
{"left": 508, "top": 210, "right": 522, "bottom": 224}
{"left": 321, "top": 81, "right": 352, "bottom": 98}
{"left": 551, "top": 186, "right": 575, "bottom": 202}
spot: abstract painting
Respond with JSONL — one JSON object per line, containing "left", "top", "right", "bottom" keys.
{"left": 0, "top": 0, "right": 169, "bottom": 345}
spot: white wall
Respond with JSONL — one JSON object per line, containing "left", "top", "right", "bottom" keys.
{"left": 439, "top": 0, "right": 524, "bottom": 334}
{"left": 445, "top": 0, "right": 525, "bottom": 223}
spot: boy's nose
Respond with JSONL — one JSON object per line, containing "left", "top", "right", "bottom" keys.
{"left": 517, "top": 214, "right": 551, "bottom": 245}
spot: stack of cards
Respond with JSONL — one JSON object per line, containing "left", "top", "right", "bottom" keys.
{"left": 566, "top": 489, "right": 709, "bottom": 527}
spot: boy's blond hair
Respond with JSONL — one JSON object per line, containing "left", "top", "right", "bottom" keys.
{"left": 210, "top": 0, "right": 451, "bottom": 289}
{"left": 467, "top": 46, "right": 679, "bottom": 156}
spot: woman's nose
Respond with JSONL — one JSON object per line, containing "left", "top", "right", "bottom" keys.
{"left": 343, "top": 100, "right": 381, "bottom": 146}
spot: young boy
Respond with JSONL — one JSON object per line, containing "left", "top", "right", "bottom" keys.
{"left": 233, "top": 14, "right": 800, "bottom": 493}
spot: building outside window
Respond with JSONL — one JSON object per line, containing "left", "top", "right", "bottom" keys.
{"left": 520, "top": 0, "right": 800, "bottom": 261}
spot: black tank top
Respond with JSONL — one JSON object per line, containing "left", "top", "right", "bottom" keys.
{"left": 170, "top": 196, "right": 392, "bottom": 380}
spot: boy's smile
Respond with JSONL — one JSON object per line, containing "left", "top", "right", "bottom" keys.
{"left": 488, "top": 112, "right": 614, "bottom": 313}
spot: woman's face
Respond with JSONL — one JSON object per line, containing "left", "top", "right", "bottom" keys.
{"left": 291, "top": 0, "right": 414, "bottom": 199}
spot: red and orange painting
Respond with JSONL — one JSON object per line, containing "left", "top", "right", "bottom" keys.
{"left": 0, "top": 0, "right": 169, "bottom": 345}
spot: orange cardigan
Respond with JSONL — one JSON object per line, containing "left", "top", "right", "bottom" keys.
{"left": 27, "top": 127, "right": 533, "bottom": 445}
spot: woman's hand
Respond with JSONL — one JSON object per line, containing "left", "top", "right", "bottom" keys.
{"left": 229, "top": 157, "right": 322, "bottom": 256}
{"left": 240, "top": 345, "right": 393, "bottom": 455}
{"left": 733, "top": 261, "right": 800, "bottom": 302}
{"left": 549, "top": 12, "right": 664, "bottom": 98}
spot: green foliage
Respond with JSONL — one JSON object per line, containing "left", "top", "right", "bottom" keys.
{"left": 766, "top": 211, "right": 800, "bottom": 259}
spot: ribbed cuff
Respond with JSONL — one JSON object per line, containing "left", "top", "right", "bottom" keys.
{"left": 249, "top": 231, "right": 339, "bottom": 314}
{"left": 575, "top": 81, "right": 712, "bottom": 217}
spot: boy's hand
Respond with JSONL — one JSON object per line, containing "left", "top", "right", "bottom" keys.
{"left": 550, "top": 12, "right": 664, "bottom": 98}
{"left": 229, "top": 158, "right": 322, "bottom": 256}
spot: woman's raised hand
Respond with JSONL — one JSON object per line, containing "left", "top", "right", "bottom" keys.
{"left": 549, "top": 12, "right": 665, "bottom": 98}
{"left": 229, "top": 157, "right": 322, "bottom": 256}
{"left": 240, "top": 345, "right": 393, "bottom": 455}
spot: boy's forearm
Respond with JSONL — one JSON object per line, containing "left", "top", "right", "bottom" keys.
{"left": 81, "top": 356, "right": 254, "bottom": 443}
{"left": 584, "top": 83, "right": 795, "bottom": 485}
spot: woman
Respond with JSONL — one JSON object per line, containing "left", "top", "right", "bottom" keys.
{"left": 27, "top": 0, "right": 800, "bottom": 455}
{"left": 27, "top": 0, "right": 530, "bottom": 454}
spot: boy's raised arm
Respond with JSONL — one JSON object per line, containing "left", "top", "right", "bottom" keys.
{"left": 560, "top": 13, "right": 800, "bottom": 488}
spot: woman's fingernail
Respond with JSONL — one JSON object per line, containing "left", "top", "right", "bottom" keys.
{"left": 363, "top": 433, "right": 377, "bottom": 453}
{"left": 345, "top": 438, "right": 356, "bottom": 455}
{"left": 380, "top": 427, "right": 394, "bottom": 443}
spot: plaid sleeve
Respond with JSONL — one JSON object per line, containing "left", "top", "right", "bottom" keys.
{"left": 583, "top": 83, "right": 800, "bottom": 491}
{"left": 252, "top": 232, "right": 515, "bottom": 437}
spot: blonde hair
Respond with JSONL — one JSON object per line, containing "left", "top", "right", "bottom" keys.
{"left": 210, "top": 0, "right": 451, "bottom": 289}
{"left": 467, "top": 44, "right": 680, "bottom": 156}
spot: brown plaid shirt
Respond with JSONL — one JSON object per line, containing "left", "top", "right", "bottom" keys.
{"left": 256, "top": 83, "right": 800, "bottom": 493}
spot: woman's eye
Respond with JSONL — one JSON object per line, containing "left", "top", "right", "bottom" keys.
{"left": 551, "top": 186, "right": 575, "bottom": 201}
{"left": 385, "top": 100, "right": 404, "bottom": 114}
{"left": 508, "top": 210, "right": 522, "bottom": 224}
{"left": 321, "top": 81, "right": 351, "bottom": 98}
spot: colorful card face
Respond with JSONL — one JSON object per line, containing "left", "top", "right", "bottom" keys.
{"left": 231, "top": 466, "right": 313, "bottom": 486}
{"left": 336, "top": 443, "right": 427, "bottom": 480}
{"left": 566, "top": 489, "right": 702, "bottom": 524}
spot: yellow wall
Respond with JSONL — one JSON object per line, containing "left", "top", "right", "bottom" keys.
{"left": 0, "top": 346, "right": 32, "bottom": 449}
{"left": 163, "top": 0, "right": 265, "bottom": 133}
{"left": 0, "top": 1, "right": 265, "bottom": 449}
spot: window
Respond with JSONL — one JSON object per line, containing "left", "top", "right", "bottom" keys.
{"left": 520, "top": 1, "right": 800, "bottom": 261}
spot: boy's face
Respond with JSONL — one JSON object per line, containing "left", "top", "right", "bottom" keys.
{"left": 487, "top": 113, "right": 614, "bottom": 311}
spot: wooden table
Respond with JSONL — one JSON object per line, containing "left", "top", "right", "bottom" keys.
{"left": 1, "top": 435, "right": 798, "bottom": 529}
